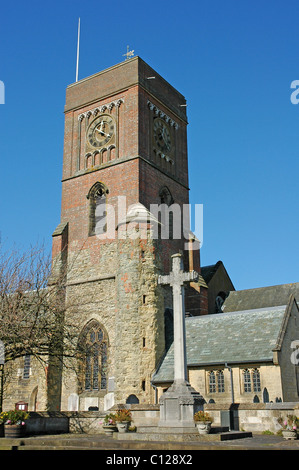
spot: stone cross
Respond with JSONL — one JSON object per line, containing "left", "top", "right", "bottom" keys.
{"left": 158, "top": 253, "right": 198, "bottom": 383}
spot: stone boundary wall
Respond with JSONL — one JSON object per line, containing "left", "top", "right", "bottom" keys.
{"left": 17, "top": 403, "right": 299, "bottom": 435}
{"left": 25, "top": 411, "right": 108, "bottom": 435}
{"left": 205, "top": 402, "right": 299, "bottom": 433}
{"left": 25, "top": 412, "right": 70, "bottom": 435}
{"left": 24, "top": 406, "right": 161, "bottom": 435}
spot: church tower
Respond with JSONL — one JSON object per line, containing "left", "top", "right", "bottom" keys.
{"left": 51, "top": 57, "right": 206, "bottom": 411}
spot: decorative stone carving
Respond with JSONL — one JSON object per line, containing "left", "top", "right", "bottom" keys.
{"left": 147, "top": 100, "right": 179, "bottom": 129}
{"left": 78, "top": 99, "right": 124, "bottom": 121}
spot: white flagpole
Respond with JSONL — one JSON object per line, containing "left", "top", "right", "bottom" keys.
{"left": 76, "top": 18, "right": 80, "bottom": 82}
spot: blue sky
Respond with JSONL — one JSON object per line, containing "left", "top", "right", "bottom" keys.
{"left": 0, "top": 0, "right": 298, "bottom": 290}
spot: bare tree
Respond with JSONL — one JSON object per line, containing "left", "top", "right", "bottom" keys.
{"left": 0, "top": 242, "right": 85, "bottom": 411}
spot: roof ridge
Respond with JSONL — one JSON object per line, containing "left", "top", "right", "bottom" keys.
{"left": 227, "top": 282, "right": 299, "bottom": 294}
{"left": 186, "top": 304, "right": 287, "bottom": 321}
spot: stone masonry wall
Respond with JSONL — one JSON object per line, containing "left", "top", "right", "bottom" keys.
{"left": 3, "top": 356, "right": 48, "bottom": 411}
{"left": 278, "top": 301, "right": 299, "bottom": 401}
{"left": 114, "top": 224, "right": 165, "bottom": 404}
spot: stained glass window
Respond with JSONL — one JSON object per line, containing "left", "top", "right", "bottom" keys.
{"left": 98, "top": 330, "right": 103, "bottom": 342}
{"left": 90, "top": 331, "right": 95, "bottom": 343}
{"left": 81, "top": 321, "right": 108, "bottom": 392}
{"left": 101, "top": 342, "right": 107, "bottom": 390}
{"left": 85, "top": 355, "right": 92, "bottom": 390}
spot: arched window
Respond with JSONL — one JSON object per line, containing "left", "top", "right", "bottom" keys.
{"left": 86, "top": 182, "right": 109, "bottom": 236}
{"left": 208, "top": 370, "right": 225, "bottom": 393}
{"left": 126, "top": 394, "right": 139, "bottom": 404}
{"left": 158, "top": 186, "right": 174, "bottom": 239}
{"left": 208, "top": 371, "right": 216, "bottom": 393}
{"left": 217, "top": 370, "right": 225, "bottom": 393}
{"left": 159, "top": 186, "right": 174, "bottom": 206}
{"left": 242, "top": 368, "right": 261, "bottom": 393}
{"left": 79, "top": 320, "right": 108, "bottom": 392}
{"left": 252, "top": 368, "right": 261, "bottom": 392}
{"left": 243, "top": 369, "right": 252, "bottom": 393}
{"left": 23, "top": 354, "right": 31, "bottom": 379}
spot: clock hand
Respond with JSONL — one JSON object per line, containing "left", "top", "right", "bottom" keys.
{"left": 96, "top": 120, "right": 107, "bottom": 133}
{"left": 160, "top": 128, "right": 170, "bottom": 148}
{"left": 158, "top": 128, "right": 165, "bottom": 141}
{"left": 95, "top": 125, "right": 109, "bottom": 135}
{"left": 95, "top": 128, "right": 111, "bottom": 138}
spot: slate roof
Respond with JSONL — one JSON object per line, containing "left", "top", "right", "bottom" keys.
{"left": 201, "top": 261, "right": 224, "bottom": 283}
{"left": 223, "top": 283, "right": 299, "bottom": 312}
{"left": 201, "top": 260, "right": 235, "bottom": 288}
{"left": 152, "top": 305, "right": 287, "bottom": 384}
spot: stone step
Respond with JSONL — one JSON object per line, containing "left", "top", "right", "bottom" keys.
{"left": 0, "top": 439, "right": 206, "bottom": 451}
{"left": 219, "top": 431, "right": 253, "bottom": 441}
{"left": 17, "top": 445, "right": 125, "bottom": 451}
{"left": 114, "top": 429, "right": 252, "bottom": 442}
{"left": 0, "top": 436, "right": 124, "bottom": 449}
{"left": 0, "top": 429, "right": 253, "bottom": 451}
{"left": 137, "top": 425, "right": 229, "bottom": 434}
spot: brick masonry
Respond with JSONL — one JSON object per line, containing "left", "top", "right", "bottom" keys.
{"left": 54, "top": 57, "right": 207, "bottom": 410}
{"left": 3, "top": 57, "right": 207, "bottom": 412}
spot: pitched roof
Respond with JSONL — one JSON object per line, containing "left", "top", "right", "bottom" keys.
{"left": 201, "top": 261, "right": 224, "bottom": 283}
{"left": 152, "top": 305, "right": 287, "bottom": 384}
{"left": 223, "top": 283, "right": 299, "bottom": 312}
{"left": 201, "top": 260, "right": 235, "bottom": 291}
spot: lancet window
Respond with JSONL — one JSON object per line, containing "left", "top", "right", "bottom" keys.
{"left": 79, "top": 321, "right": 108, "bottom": 392}
{"left": 208, "top": 370, "right": 225, "bottom": 393}
{"left": 243, "top": 368, "right": 261, "bottom": 393}
{"left": 86, "top": 182, "right": 109, "bottom": 236}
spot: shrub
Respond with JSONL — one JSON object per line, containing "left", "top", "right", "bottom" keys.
{"left": 277, "top": 415, "right": 298, "bottom": 431}
{"left": 0, "top": 410, "right": 29, "bottom": 425}
{"left": 101, "top": 413, "right": 117, "bottom": 426}
{"left": 114, "top": 408, "right": 132, "bottom": 422}
{"left": 194, "top": 411, "right": 214, "bottom": 423}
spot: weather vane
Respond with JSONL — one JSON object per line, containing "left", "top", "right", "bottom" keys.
{"left": 123, "top": 45, "right": 134, "bottom": 60}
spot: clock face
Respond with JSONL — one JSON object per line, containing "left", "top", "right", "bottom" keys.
{"left": 87, "top": 115, "right": 115, "bottom": 148}
{"left": 153, "top": 118, "right": 171, "bottom": 152}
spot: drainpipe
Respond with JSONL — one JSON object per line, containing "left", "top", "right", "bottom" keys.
{"left": 225, "top": 362, "right": 234, "bottom": 404}
{"left": 151, "top": 381, "right": 158, "bottom": 404}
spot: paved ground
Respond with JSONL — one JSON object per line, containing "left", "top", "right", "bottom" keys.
{"left": 1, "top": 433, "right": 299, "bottom": 451}
{"left": 194, "top": 434, "right": 299, "bottom": 450}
